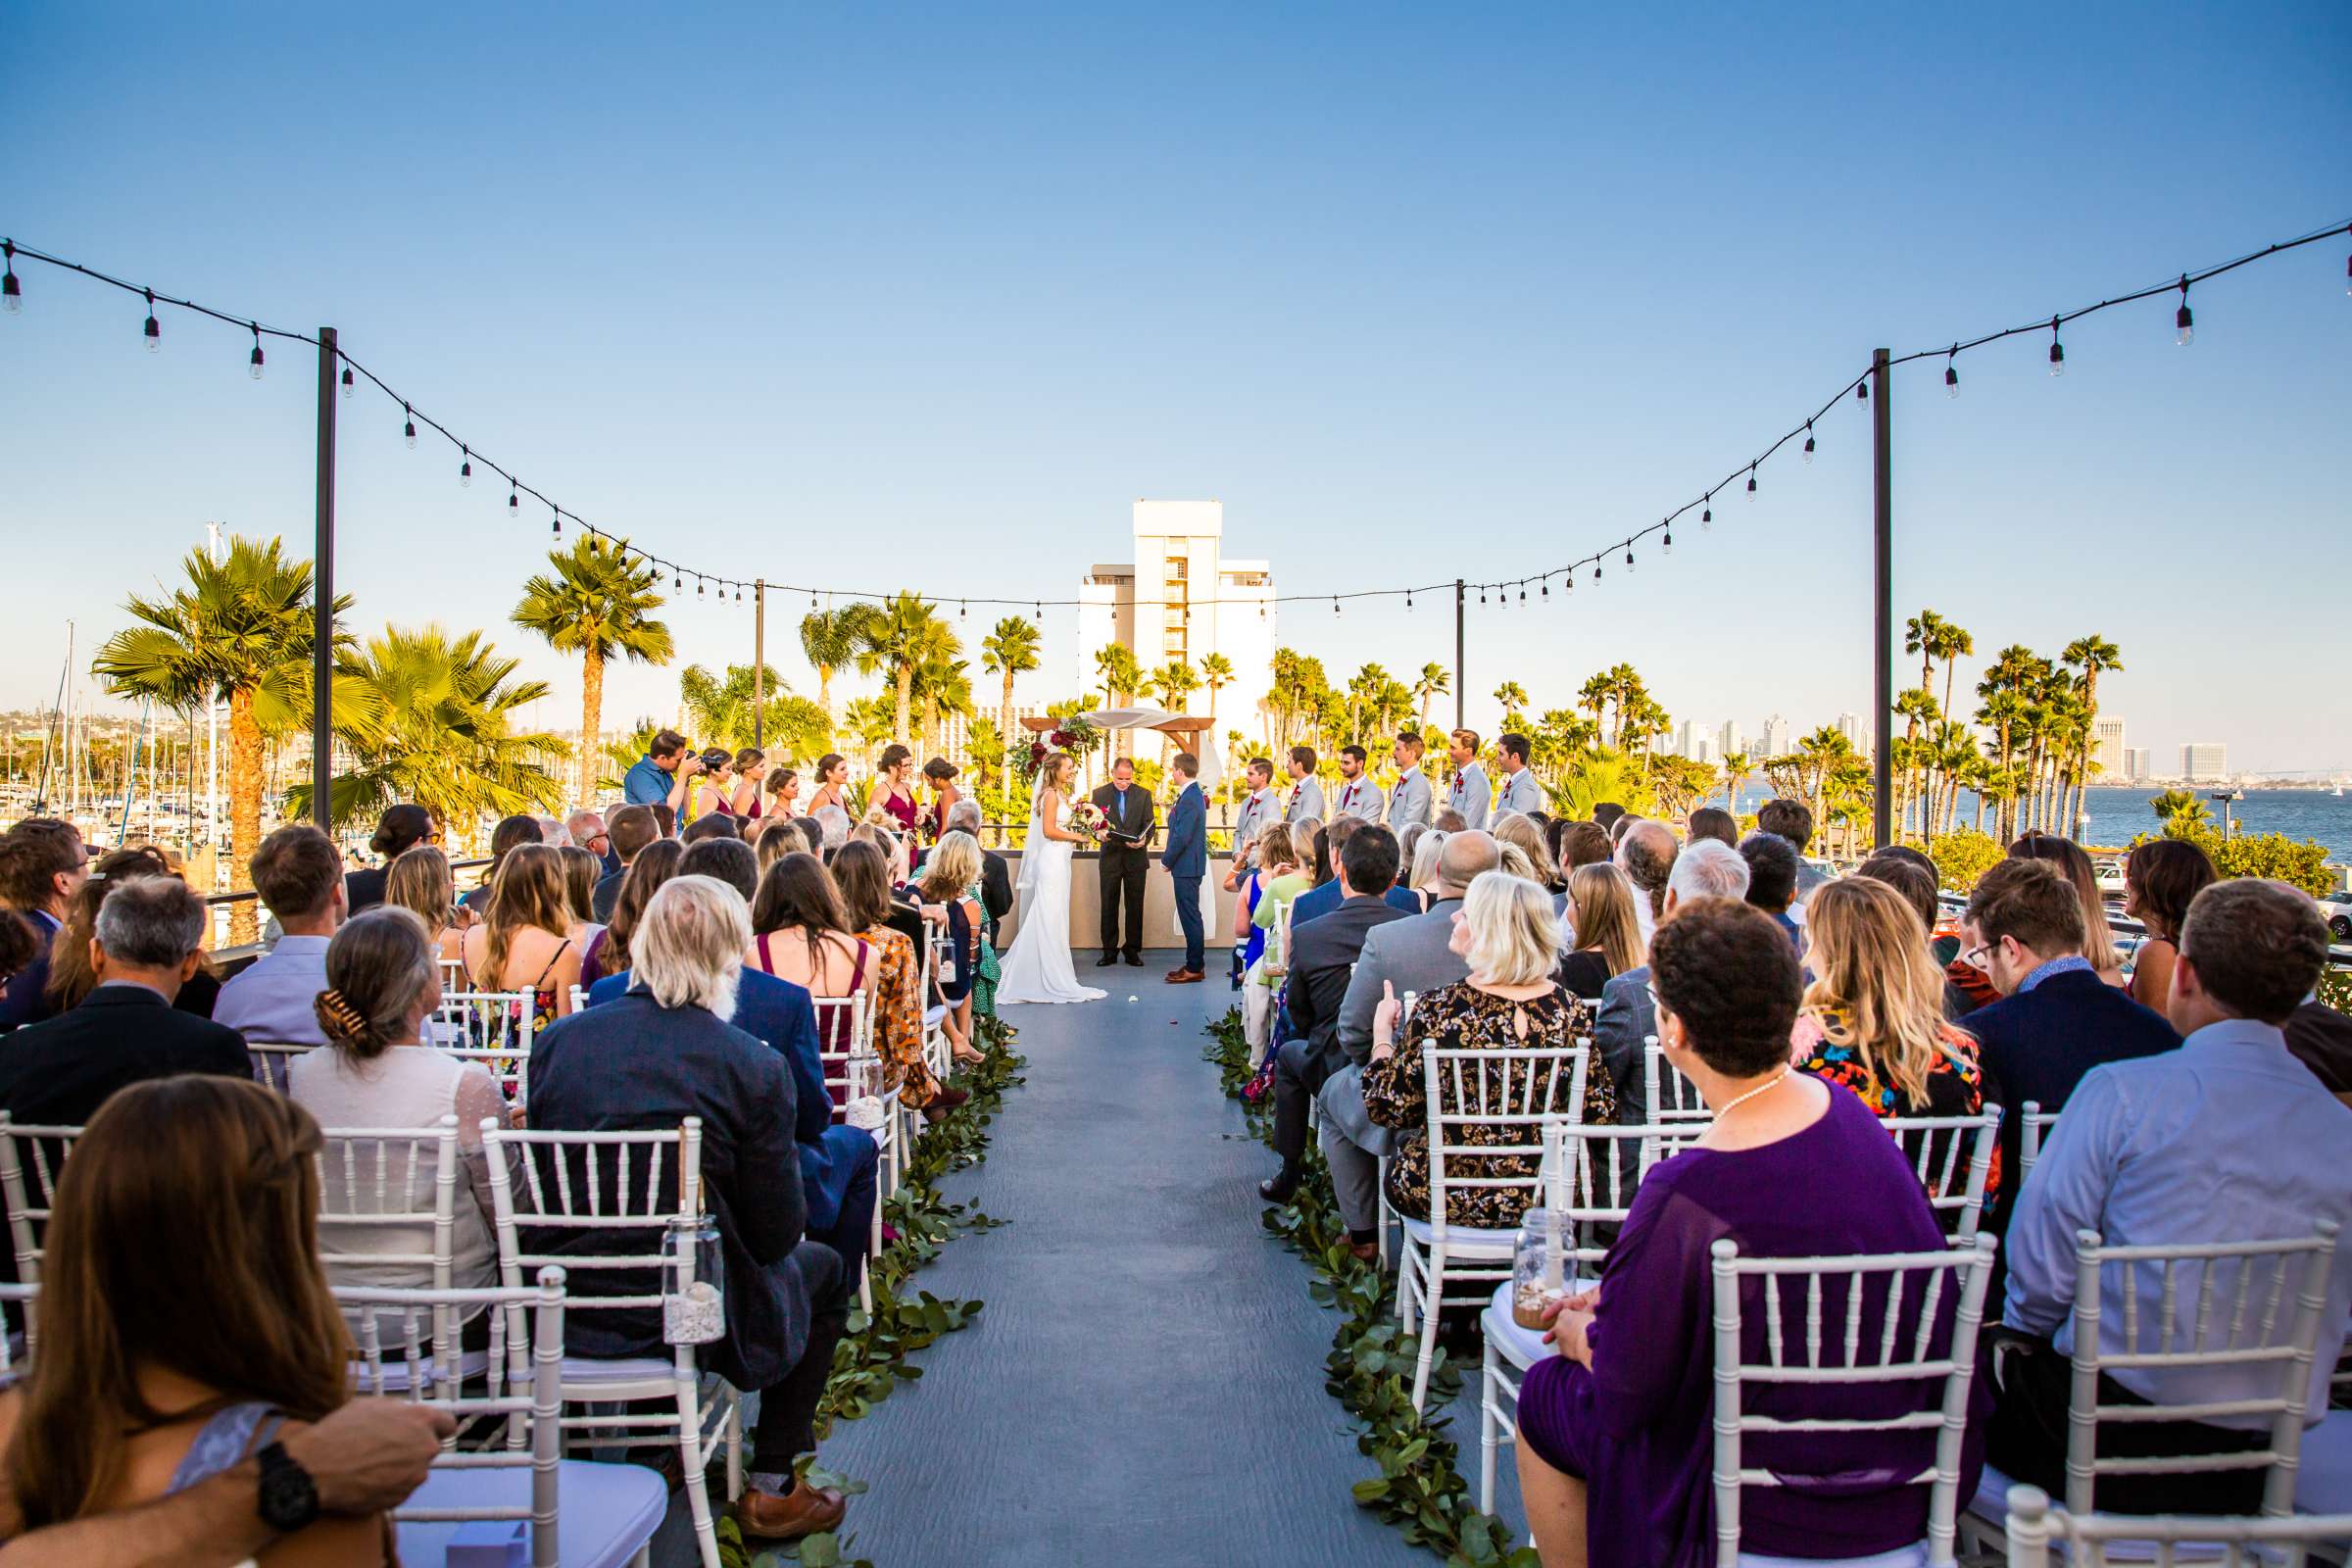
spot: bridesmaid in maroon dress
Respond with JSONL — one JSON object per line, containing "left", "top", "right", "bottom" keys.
{"left": 730, "top": 748, "right": 767, "bottom": 820}
{"left": 685, "top": 748, "right": 737, "bottom": 825}
{"left": 875, "top": 745, "right": 920, "bottom": 836}
{"left": 922, "top": 759, "right": 961, "bottom": 843}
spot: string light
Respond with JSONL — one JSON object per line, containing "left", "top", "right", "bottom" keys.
{"left": 1855, "top": 377, "right": 1868, "bottom": 402}
{"left": 1480, "top": 587, "right": 1489, "bottom": 605}
{"left": 1701, "top": 495, "right": 1712, "bottom": 531}
{"left": 698, "top": 576, "right": 706, "bottom": 598}
{"left": 959, "top": 600, "right": 967, "bottom": 618}
{"left": 142, "top": 288, "right": 160, "bottom": 351}
{"left": 674, "top": 568, "right": 683, "bottom": 590}
{"left": 2048, "top": 315, "right": 2066, "bottom": 376}
{"left": 341, "top": 365, "right": 354, "bottom": 398}
{"left": 403, "top": 403, "right": 417, "bottom": 448}
{"left": 247, "top": 323, "right": 264, "bottom": 379}
{"left": 509, "top": 484, "right": 519, "bottom": 521}
{"left": 1592, "top": 564, "right": 1602, "bottom": 582}
{"left": 1802, "top": 421, "right": 1815, "bottom": 463}
{"left": 1746, "top": 464, "right": 1758, "bottom": 501}
{"left": 1944, "top": 347, "right": 1959, "bottom": 398}
{"left": 2175, "top": 276, "right": 2193, "bottom": 346}
{"left": 551, "top": 504, "right": 562, "bottom": 538}
{"left": 1624, "top": 545, "right": 1636, "bottom": 573}
{"left": 1518, "top": 586, "right": 1527, "bottom": 605}
{"left": 1332, "top": 596, "right": 1340, "bottom": 615}
{"left": 1662, "top": 528, "right": 1672, "bottom": 555}
{"left": 459, "top": 446, "right": 471, "bottom": 487}
{"left": 1541, "top": 579, "right": 1549, "bottom": 599}
{"left": 2, "top": 241, "right": 20, "bottom": 312}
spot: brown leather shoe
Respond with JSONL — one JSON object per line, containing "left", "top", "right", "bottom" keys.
{"left": 735, "top": 1481, "right": 847, "bottom": 1541}
{"left": 921, "top": 1085, "right": 971, "bottom": 1124}
{"left": 1348, "top": 1239, "right": 1380, "bottom": 1264}
{"left": 1164, "top": 968, "right": 1204, "bottom": 984}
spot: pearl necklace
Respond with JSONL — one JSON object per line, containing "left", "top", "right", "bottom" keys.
{"left": 1714, "top": 1067, "right": 1791, "bottom": 1121}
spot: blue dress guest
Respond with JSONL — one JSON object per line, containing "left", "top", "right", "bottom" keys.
{"left": 1159, "top": 755, "right": 1208, "bottom": 983}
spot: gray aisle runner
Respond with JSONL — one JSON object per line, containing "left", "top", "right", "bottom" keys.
{"left": 820, "top": 981, "right": 1452, "bottom": 1566}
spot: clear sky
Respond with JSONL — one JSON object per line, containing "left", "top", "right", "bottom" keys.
{"left": 4, "top": 2, "right": 2348, "bottom": 770}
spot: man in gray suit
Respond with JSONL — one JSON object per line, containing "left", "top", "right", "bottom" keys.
{"left": 1445, "top": 728, "right": 1492, "bottom": 830}
{"left": 1283, "top": 745, "right": 1326, "bottom": 825}
{"left": 1386, "top": 733, "right": 1433, "bottom": 833}
{"left": 1231, "top": 758, "right": 1279, "bottom": 859}
{"left": 1592, "top": 837, "right": 1751, "bottom": 1125}
{"left": 1493, "top": 732, "right": 1544, "bottom": 816}
{"left": 1315, "top": 829, "right": 1501, "bottom": 1255}
{"left": 1330, "top": 745, "right": 1383, "bottom": 822}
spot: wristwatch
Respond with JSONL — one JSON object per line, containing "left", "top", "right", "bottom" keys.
{"left": 254, "top": 1440, "right": 319, "bottom": 1533}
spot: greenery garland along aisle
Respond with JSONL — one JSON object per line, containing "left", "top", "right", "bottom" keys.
{"left": 718, "top": 1014, "right": 1027, "bottom": 1568}
{"left": 1205, "top": 1007, "right": 1540, "bottom": 1568}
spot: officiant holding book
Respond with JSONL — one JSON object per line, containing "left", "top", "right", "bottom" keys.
{"left": 1092, "top": 757, "right": 1158, "bottom": 967}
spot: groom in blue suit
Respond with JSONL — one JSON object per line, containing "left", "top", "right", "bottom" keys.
{"left": 1158, "top": 752, "right": 1208, "bottom": 983}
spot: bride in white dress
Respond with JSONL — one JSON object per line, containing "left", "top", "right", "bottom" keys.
{"left": 996, "top": 752, "right": 1105, "bottom": 1005}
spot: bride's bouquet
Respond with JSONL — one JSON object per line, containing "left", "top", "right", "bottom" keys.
{"left": 1068, "top": 800, "right": 1108, "bottom": 843}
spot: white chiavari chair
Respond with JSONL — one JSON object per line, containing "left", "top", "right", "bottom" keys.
{"left": 431, "top": 990, "right": 539, "bottom": 1112}
{"left": 2016, "top": 1102, "right": 2061, "bottom": 1189}
{"left": 0, "top": 1113, "right": 81, "bottom": 1353}
{"left": 2003, "top": 1484, "right": 2352, "bottom": 1568}
{"left": 481, "top": 1117, "right": 741, "bottom": 1568}
{"left": 1881, "top": 1111, "right": 2002, "bottom": 1242}
{"left": 1710, "top": 1234, "right": 1999, "bottom": 1568}
{"left": 1643, "top": 1034, "right": 1714, "bottom": 1122}
{"left": 317, "top": 1114, "right": 469, "bottom": 1392}
{"left": 248, "top": 1040, "right": 318, "bottom": 1090}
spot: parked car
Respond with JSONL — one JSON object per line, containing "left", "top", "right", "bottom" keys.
{"left": 2320, "top": 890, "right": 2352, "bottom": 942}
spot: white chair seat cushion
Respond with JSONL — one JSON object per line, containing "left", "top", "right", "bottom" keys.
{"left": 397, "top": 1459, "right": 667, "bottom": 1568}
{"left": 347, "top": 1347, "right": 490, "bottom": 1393}
{"left": 1968, "top": 1464, "right": 2247, "bottom": 1561}
{"left": 1966, "top": 1463, "right": 2019, "bottom": 1524}
{"left": 556, "top": 1354, "right": 675, "bottom": 1389}
{"left": 1738, "top": 1547, "right": 1926, "bottom": 1568}
{"left": 2298, "top": 1407, "right": 2352, "bottom": 1514}
{"left": 1399, "top": 1214, "right": 1519, "bottom": 1253}
{"left": 922, "top": 1004, "right": 949, "bottom": 1028}
{"left": 1482, "top": 1284, "right": 1549, "bottom": 1372}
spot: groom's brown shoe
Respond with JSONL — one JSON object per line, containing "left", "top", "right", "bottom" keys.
{"left": 1164, "top": 968, "right": 1203, "bottom": 984}
{"left": 735, "top": 1481, "right": 847, "bottom": 1541}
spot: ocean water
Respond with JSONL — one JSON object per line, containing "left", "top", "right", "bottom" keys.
{"left": 1720, "top": 784, "right": 2352, "bottom": 863}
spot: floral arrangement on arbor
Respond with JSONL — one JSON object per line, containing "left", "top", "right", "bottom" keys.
{"left": 1013, "top": 714, "right": 1102, "bottom": 783}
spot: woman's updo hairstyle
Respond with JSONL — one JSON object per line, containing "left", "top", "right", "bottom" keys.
{"left": 315, "top": 906, "right": 438, "bottom": 1059}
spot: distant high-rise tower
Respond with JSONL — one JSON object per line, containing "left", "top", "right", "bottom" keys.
{"left": 1679, "top": 719, "right": 1713, "bottom": 761}
{"left": 1077, "top": 501, "right": 1276, "bottom": 748}
{"left": 2092, "top": 717, "right": 2127, "bottom": 779}
{"left": 1836, "top": 711, "right": 1863, "bottom": 751}
{"left": 2122, "top": 747, "right": 2149, "bottom": 783}
{"left": 1761, "top": 713, "right": 1790, "bottom": 759}
{"left": 2180, "top": 742, "right": 2228, "bottom": 783}
{"left": 1718, "top": 719, "right": 1744, "bottom": 760}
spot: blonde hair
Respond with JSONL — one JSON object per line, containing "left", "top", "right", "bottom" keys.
{"left": 1409, "top": 829, "right": 1447, "bottom": 894}
{"left": 384, "top": 845, "right": 455, "bottom": 939}
{"left": 1496, "top": 843, "right": 1538, "bottom": 881}
{"left": 1566, "top": 861, "right": 1643, "bottom": 979}
{"left": 1459, "top": 871, "right": 1562, "bottom": 987}
{"left": 632, "top": 876, "right": 748, "bottom": 1021}
{"left": 1288, "top": 820, "right": 1320, "bottom": 866}
{"left": 1256, "top": 826, "right": 1299, "bottom": 874}
{"left": 920, "top": 832, "right": 982, "bottom": 903}
{"left": 1800, "top": 877, "right": 1971, "bottom": 1104}
{"left": 1492, "top": 812, "right": 1556, "bottom": 887}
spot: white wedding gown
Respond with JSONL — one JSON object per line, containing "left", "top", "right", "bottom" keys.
{"left": 995, "top": 791, "right": 1106, "bottom": 1005}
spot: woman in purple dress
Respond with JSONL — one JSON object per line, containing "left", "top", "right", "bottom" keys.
{"left": 1515, "top": 898, "right": 1983, "bottom": 1568}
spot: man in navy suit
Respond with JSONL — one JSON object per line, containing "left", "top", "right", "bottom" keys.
{"left": 1957, "top": 858, "right": 2180, "bottom": 1245}
{"left": 1157, "top": 753, "right": 1208, "bottom": 982}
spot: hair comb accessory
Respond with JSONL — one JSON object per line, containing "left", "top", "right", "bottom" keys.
{"left": 314, "top": 988, "right": 370, "bottom": 1042}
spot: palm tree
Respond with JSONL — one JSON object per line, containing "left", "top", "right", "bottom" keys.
{"left": 2149, "top": 788, "right": 2212, "bottom": 834}
{"left": 1893, "top": 688, "right": 1942, "bottom": 842}
{"left": 979, "top": 616, "right": 1043, "bottom": 742}
{"left": 1719, "top": 749, "right": 1754, "bottom": 812}
{"left": 1932, "top": 616, "right": 1976, "bottom": 722}
{"left": 93, "top": 535, "right": 349, "bottom": 943}
{"left": 1201, "top": 653, "right": 1236, "bottom": 736}
{"left": 798, "top": 606, "right": 865, "bottom": 750}
{"left": 855, "top": 593, "right": 956, "bottom": 746}
{"left": 288, "top": 624, "right": 566, "bottom": 843}
{"left": 510, "top": 535, "right": 672, "bottom": 808}
{"left": 679, "top": 663, "right": 807, "bottom": 751}
{"left": 1904, "top": 611, "right": 1950, "bottom": 704}
{"left": 841, "top": 695, "right": 897, "bottom": 753}
{"left": 1414, "top": 662, "right": 1450, "bottom": 733}
{"left": 1493, "top": 682, "right": 1530, "bottom": 730}
{"left": 2061, "top": 633, "right": 2124, "bottom": 832}
{"left": 911, "top": 654, "right": 973, "bottom": 755}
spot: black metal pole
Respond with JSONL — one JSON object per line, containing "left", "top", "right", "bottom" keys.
{"left": 753, "top": 578, "right": 765, "bottom": 748}
{"left": 313, "top": 326, "right": 338, "bottom": 832}
{"left": 1871, "top": 346, "right": 1892, "bottom": 850}
{"left": 1453, "top": 577, "right": 1466, "bottom": 732}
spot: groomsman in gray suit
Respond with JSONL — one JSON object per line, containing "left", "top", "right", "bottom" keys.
{"left": 1386, "top": 732, "right": 1433, "bottom": 833}
{"left": 1283, "top": 746, "right": 1325, "bottom": 825}
{"left": 1231, "top": 758, "right": 1280, "bottom": 859}
{"left": 1330, "top": 746, "right": 1382, "bottom": 822}
{"left": 1445, "top": 728, "right": 1492, "bottom": 830}
{"left": 1494, "top": 732, "right": 1544, "bottom": 816}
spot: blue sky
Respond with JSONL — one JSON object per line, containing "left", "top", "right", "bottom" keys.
{"left": 4, "top": 2, "right": 2347, "bottom": 770}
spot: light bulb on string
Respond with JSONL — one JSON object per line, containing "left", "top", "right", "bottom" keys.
{"left": 509, "top": 485, "right": 519, "bottom": 521}
{"left": 1701, "top": 494, "right": 1712, "bottom": 530}
{"left": 1624, "top": 546, "right": 1636, "bottom": 573}
{"left": 1405, "top": 589, "right": 1413, "bottom": 610}
{"left": 699, "top": 577, "right": 706, "bottom": 598}
{"left": 736, "top": 585, "right": 744, "bottom": 604}
{"left": 1518, "top": 587, "right": 1527, "bottom": 605}
{"left": 2, "top": 242, "right": 21, "bottom": 313}
{"left": 402, "top": 405, "right": 417, "bottom": 449}
{"left": 2048, "top": 316, "right": 2065, "bottom": 376}
{"left": 1662, "top": 529, "right": 1672, "bottom": 556}
{"left": 1944, "top": 348, "right": 1959, "bottom": 398}
{"left": 1855, "top": 377, "right": 1868, "bottom": 402}
{"left": 248, "top": 324, "right": 265, "bottom": 379}
{"left": 341, "top": 366, "right": 354, "bottom": 399}
{"left": 959, "top": 600, "right": 967, "bottom": 619}
{"left": 1802, "top": 422, "right": 1815, "bottom": 464}
{"left": 142, "top": 289, "right": 160, "bottom": 351}
{"left": 459, "top": 447, "right": 471, "bottom": 487}
{"left": 1746, "top": 465, "right": 1758, "bottom": 501}
{"left": 1332, "top": 596, "right": 1341, "bottom": 615}
{"left": 674, "top": 569, "right": 683, "bottom": 591}
{"left": 2175, "top": 276, "right": 2193, "bottom": 346}
{"left": 810, "top": 592, "right": 818, "bottom": 611}
{"left": 1480, "top": 587, "right": 1489, "bottom": 605}
{"left": 1541, "top": 579, "right": 1549, "bottom": 600}
{"left": 551, "top": 506, "right": 562, "bottom": 538}
{"left": 1592, "top": 564, "right": 1602, "bottom": 582}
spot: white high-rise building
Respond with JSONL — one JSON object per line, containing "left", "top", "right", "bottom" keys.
{"left": 1679, "top": 719, "right": 1713, "bottom": 761}
{"left": 2122, "top": 747, "right": 2150, "bottom": 783}
{"left": 2180, "top": 742, "right": 2228, "bottom": 783}
{"left": 1761, "top": 713, "right": 1790, "bottom": 759}
{"left": 2092, "top": 717, "right": 2127, "bottom": 779}
{"left": 1076, "top": 501, "right": 1278, "bottom": 752}
{"left": 1836, "top": 711, "right": 1864, "bottom": 752}
{"left": 1718, "top": 719, "right": 1744, "bottom": 760}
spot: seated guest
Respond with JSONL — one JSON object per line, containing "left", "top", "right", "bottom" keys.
{"left": 682, "top": 809, "right": 742, "bottom": 845}
{"left": 2120, "top": 837, "right": 2214, "bottom": 1012}
{"left": 524, "top": 878, "right": 854, "bottom": 1542}
{"left": 1590, "top": 802, "right": 1627, "bottom": 840}
{"left": 1289, "top": 817, "right": 1420, "bottom": 929}
{"left": 1494, "top": 811, "right": 1561, "bottom": 894}
{"left": 1403, "top": 828, "right": 1448, "bottom": 913}
{"left": 1738, "top": 832, "right": 1804, "bottom": 954}
{"left": 0, "top": 912, "right": 35, "bottom": 992}
{"left": 0, "top": 1076, "right": 414, "bottom": 1558}
{"left": 2286, "top": 995, "right": 2352, "bottom": 1106}
{"left": 1615, "top": 819, "right": 1678, "bottom": 944}
{"left": 1756, "top": 797, "right": 1827, "bottom": 902}
{"left": 588, "top": 839, "right": 681, "bottom": 984}
{"left": 289, "top": 907, "right": 511, "bottom": 1326}
{"left": 566, "top": 808, "right": 615, "bottom": 875}
{"left": 746, "top": 851, "right": 879, "bottom": 1086}
{"left": 592, "top": 804, "right": 662, "bottom": 921}
{"left": 346, "top": 804, "right": 433, "bottom": 914}
{"left": 1262, "top": 826, "right": 1411, "bottom": 1221}
{"left": 1686, "top": 806, "right": 1738, "bottom": 849}
{"left": 1433, "top": 808, "right": 1468, "bottom": 833}
{"left": 833, "top": 841, "right": 961, "bottom": 1119}
{"left": 1592, "top": 840, "right": 1750, "bottom": 1124}
{"left": 216, "top": 825, "right": 347, "bottom": 1046}
{"left": 0, "top": 816, "right": 89, "bottom": 1032}
{"left": 1514, "top": 898, "right": 1980, "bottom": 1568}
{"left": 461, "top": 843, "right": 583, "bottom": 1024}
{"left": 1236, "top": 826, "right": 1309, "bottom": 976}
{"left": 754, "top": 815, "right": 806, "bottom": 875}
{"left": 1556, "top": 820, "right": 1612, "bottom": 874}
{"left": 1994, "top": 878, "right": 2352, "bottom": 1514}
{"left": 2007, "top": 833, "right": 2125, "bottom": 986}
{"left": 1363, "top": 871, "right": 1613, "bottom": 1229}
{"left": 43, "top": 847, "right": 222, "bottom": 1018}
{"left": 915, "top": 833, "right": 987, "bottom": 1065}
{"left": 458, "top": 812, "right": 542, "bottom": 914}
{"left": 1851, "top": 850, "right": 1978, "bottom": 1020}
{"left": 557, "top": 845, "right": 611, "bottom": 986}
{"left": 593, "top": 852, "right": 879, "bottom": 1284}
{"left": 1790, "top": 877, "right": 1998, "bottom": 1230}
{"left": 1314, "top": 831, "right": 1502, "bottom": 1248}
{"left": 1557, "top": 862, "right": 1642, "bottom": 1003}
{"left": 1958, "top": 858, "right": 2178, "bottom": 1249}
{"left": 0, "top": 876, "right": 251, "bottom": 1126}
{"left": 941, "top": 799, "right": 1013, "bottom": 937}
{"left": 384, "top": 844, "right": 466, "bottom": 966}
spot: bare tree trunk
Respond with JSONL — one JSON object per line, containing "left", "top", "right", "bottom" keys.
{"left": 578, "top": 646, "right": 604, "bottom": 808}
{"left": 227, "top": 690, "right": 263, "bottom": 947}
